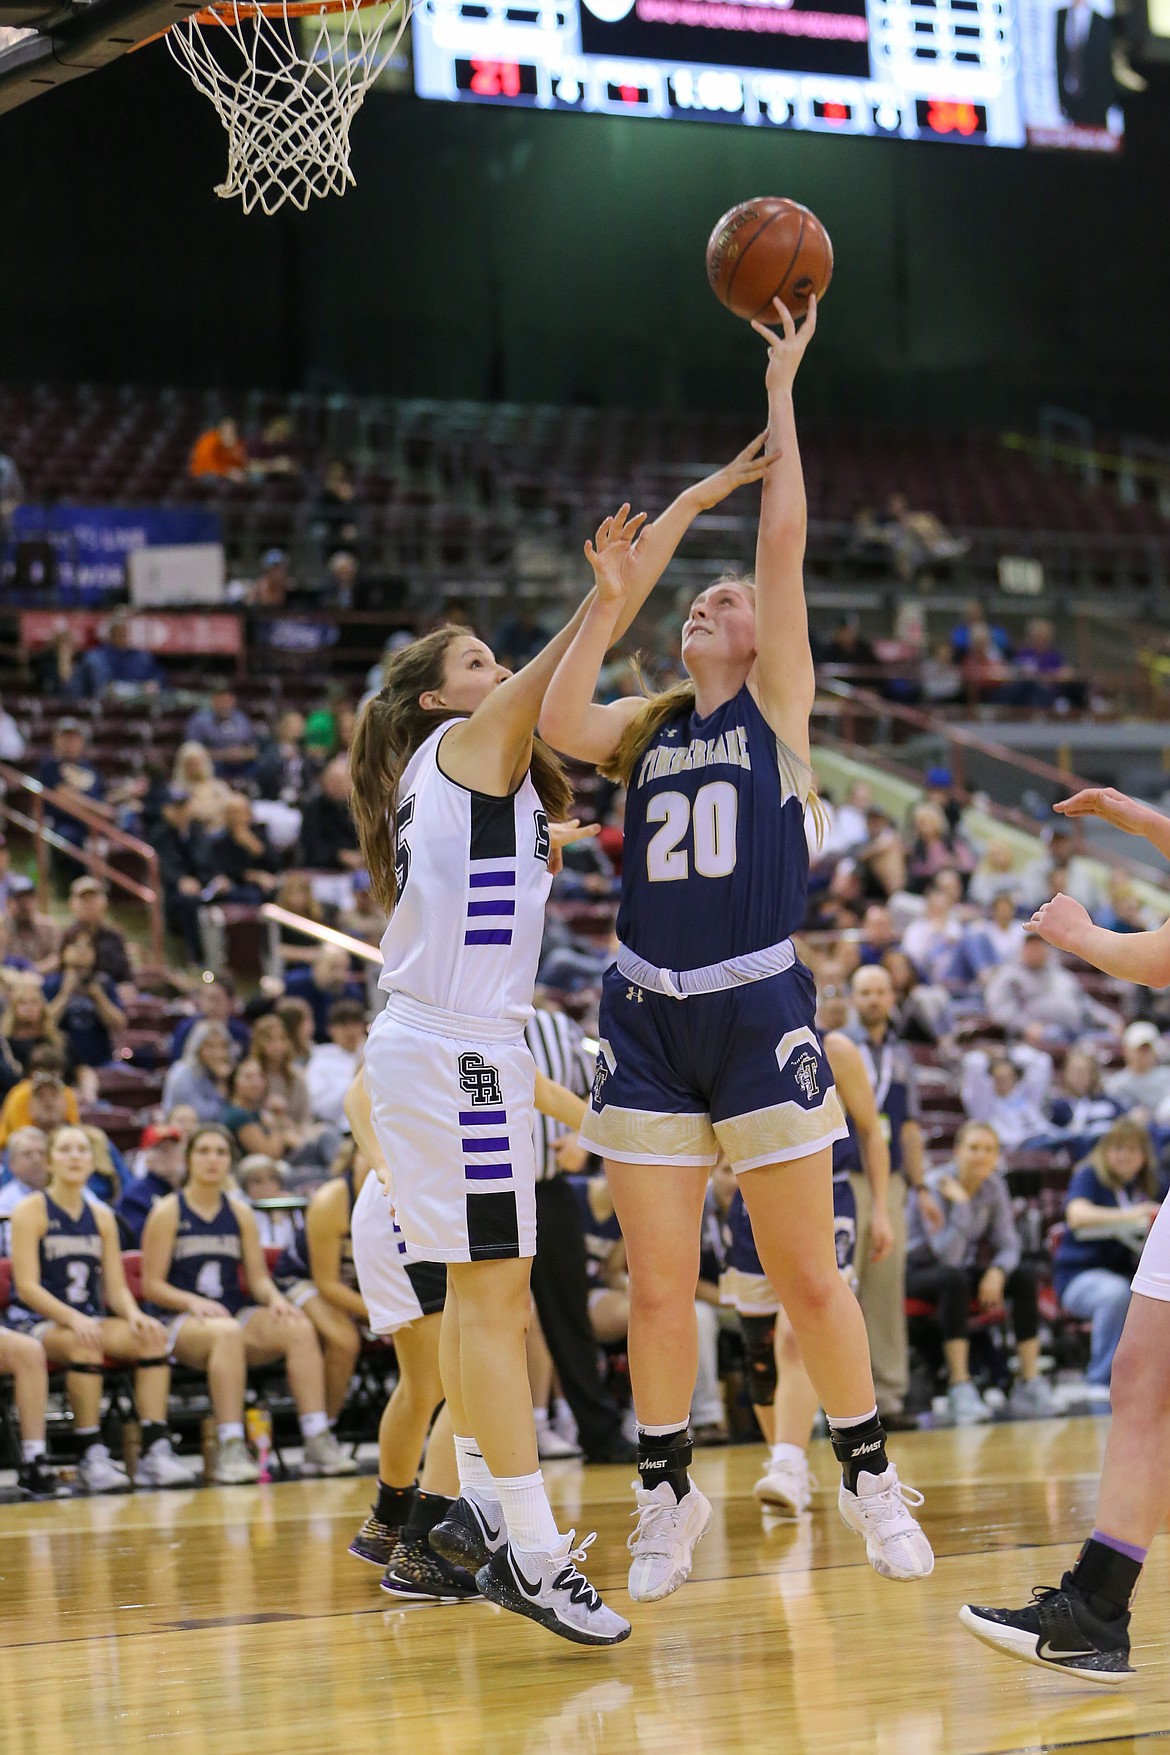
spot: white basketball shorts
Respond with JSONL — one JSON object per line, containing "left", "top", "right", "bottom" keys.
{"left": 349, "top": 1171, "right": 447, "bottom": 1336}
{"left": 1131, "top": 1197, "right": 1170, "bottom": 1303}
{"left": 363, "top": 995, "right": 538, "bottom": 1263}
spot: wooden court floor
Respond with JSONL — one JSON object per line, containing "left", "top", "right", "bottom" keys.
{"left": 0, "top": 1417, "right": 1167, "bottom": 1755}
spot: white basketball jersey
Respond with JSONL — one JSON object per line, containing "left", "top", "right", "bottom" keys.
{"left": 377, "top": 720, "right": 554, "bottom": 1024}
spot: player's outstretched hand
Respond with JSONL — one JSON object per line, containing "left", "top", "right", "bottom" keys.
{"left": 546, "top": 817, "right": 601, "bottom": 877}
{"left": 751, "top": 293, "right": 817, "bottom": 396}
{"left": 1054, "top": 787, "right": 1149, "bottom": 837}
{"left": 583, "top": 504, "right": 647, "bottom": 608}
{"left": 689, "top": 431, "right": 780, "bottom": 511}
{"left": 1025, "top": 891, "right": 1093, "bottom": 955}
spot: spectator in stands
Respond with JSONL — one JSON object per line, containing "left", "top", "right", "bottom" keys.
{"left": 0, "top": 1126, "right": 48, "bottom": 1251}
{"left": 854, "top": 804, "right": 908, "bottom": 899}
{"left": 1, "top": 978, "right": 63, "bottom": 1075}
{"left": 313, "top": 462, "right": 359, "bottom": 549}
{"left": 960, "top": 623, "right": 1016, "bottom": 705}
{"left": 250, "top": 416, "right": 300, "bottom": 479}
{"left": 1104, "top": 1020, "right": 1170, "bottom": 1119}
{"left": 919, "top": 641, "right": 963, "bottom": 707}
{"left": 204, "top": 794, "right": 279, "bottom": 904}
{"left": 67, "top": 878, "right": 133, "bottom": 988}
{"left": 273, "top": 873, "right": 326, "bottom": 966}
{"left": 236, "top": 1153, "right": 298, "bottom": 1251}
{"left": 1022, "top": 823, "right": 1101, "bottom": 915}
{"left": 968, "top": 839, "right": 1021, "bottom": 909}
{"left": 902, "top": 879, "right": 965, "bottom": 983}
{"left": 948, "top": 891, "right": 1026, "bottom": 991}
{"left": 961, "top": 1043, "right": 1054, "bottom": 1150}
{"left": 154, "top": 788, "right": 214, "bottom": 964}
{"left": 38, "top": 718, "right": 107, "bottom": 881}
{"left": 1048, "top": 1046, "right": 1123, "bottom": 1151}
{"left": 951, "top": 602, "right": 1011, "bottom": 663}
{"left": 880, "top": 945, "right": 953, "bottom": 1041}
{"left": 185, "top": 686, "right": 258, "bottom": 784}
{"left": 253, "top": 711, "right": 307, "bottom": 804}
{"left": 1054, "top": 1119, "right": 1164, "bottom": 1389}
{"left": 855, "top": 903, "right": 898, "bottom": 966}
{"left": 0, "top": 1054, "right": 80, "bottom": 1147}
{"left": 336, "top": 873, "right": 386, "bottom": 946}
{"left": 222, "top": 1057, "right": 304, "bottom": 1164}
{"left": 298, "top": 756, "right": 362, "bottom": 871}
{"left": 493, "top": 606, "right": 550, "bottom": 672}
{"left": 44, "top": 933, "right": 125, "bottom": 1086}
{"left": 0, "top": 701, "right": 25, "bottom": 765}
{"left": 1096, "top": 873, "right": 1156, "bottom": 934}
{"left": 77, "top": 612, "right": 164, "bottom": 700}
{"left": 306, "top": 1000, "right": 367, "bottom": 1126}
{"left": 284, "top": 945, "right": 365, "bottom": 1043}
{"left": 248, "top": 1013, "right": 313, "bottom": 1131}
{"left": 9, "top": 1123, "right": 191, "bottom": 1492}
{"left": 141, "top": 1122, "right": 354, "bottom": 1478}
{"left": 114, "top": 1122, "right": 186, "bottom": 1248}
{"left": 922, "top": 766, "right": 964, "bottom": 835}
{"left": 984, "top": 935, "right": 1119, "bottom": 1044}
{"left": 820, "top": 615, "right": 880, "bottom": 677}
{"left": 906, "top": 1121, "right": 1053, "bottom": 1423}
{"left": 1015, "top": 618, "right": 1087, "bottom": 710}
{"left": 275, "top": 996, "right": 315, "bottom": 1064}
{"left": 189, "top": 417, "right": 248, "bottom": 482}
{"left": 172, "top": 742, "right": 234, "bottom": 833}
{"left": 321, "top": 551, "right": 358, "bottom": 612}
{"left": 82, "top": 1123, "right": 130, "bottom": 1205}
{"left": 160, "top": 1020, "right": 234, "bottom": 1122}
{"left": 251, "top": 549, "right": 291, "bottom": 609}
{"left": 31, "top": 629, "right": 82, "bottom": 700}
{"left": 171, "top": 974, "right": 249, "bottom": 1060}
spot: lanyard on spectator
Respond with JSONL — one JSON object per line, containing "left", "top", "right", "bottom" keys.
{"left": 859, "top": 1034, "right": 895, "bottom": 1114}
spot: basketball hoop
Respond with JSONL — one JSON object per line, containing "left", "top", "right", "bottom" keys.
{"left": 166, "top": 0, "right": 411, "bottom": 215}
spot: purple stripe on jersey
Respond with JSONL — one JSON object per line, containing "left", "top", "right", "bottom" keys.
{"left": 464, "top": 929, "right": 513, "bottom": 946}
{"left": 468, "top": 870, "right": 516, "bottom": 888}
{"left": 467, "top": 899, "right": 516, "bottom": 918}
{"left": 465, "top": 1163, "right": 514, "bottom": 1182}
{"left": 459, "top": 1110, "right": 507, "bottom": 1126}
{"left": 461, "top": 1136, "right": 510, "bottom": 1154}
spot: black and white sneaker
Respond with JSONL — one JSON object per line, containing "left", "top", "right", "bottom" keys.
{"left": 476, "top": 1533, "right": 631, "bottom": 1647}
{"left": 380, "top": 1532, "right": 480, "bottom": 1602}
{"left": 428, "top": 1494, "right": 506, "bottom": 1573}
{"left": 960, "top": 1577, "right": 1134, "bottom": 1685}
{"left": 350, "top": 1510, "right": 399, "bottom": 1568}
{"left": 18, "top": 1457, "right": 67, "bottom": 1500}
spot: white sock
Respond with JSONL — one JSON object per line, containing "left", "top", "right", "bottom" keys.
{"left": 299, "top": 1411, "right": 330, "bottom": 1440}
{"left": 826, "top": 1405, "right": 878, "bottom": 1432}
{"left": 454, "top": 1435, "right": 500, "bottom": 1505}
{"left": 218, "top": 1423, "right": 245, "bottom": 1443}
{"left": 21, "top": 1439, "right": 46, "bottom": 1463}
{"left": 770, "top": 1441, "right": 806, "bottom": 1469}
{"left": 494, "top": 1470, "right": 561, "bottom": 1553}
{"left": 533, "top": 1408, "right": 550, "bottom": 1428}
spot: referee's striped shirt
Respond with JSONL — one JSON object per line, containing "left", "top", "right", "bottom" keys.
{"left": 525, "top": 1006, "right": 592, "bottom": 1181}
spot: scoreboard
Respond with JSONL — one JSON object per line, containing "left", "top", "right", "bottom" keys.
{"left": 410, "top": 0, "right": 1124, "bottom": 148}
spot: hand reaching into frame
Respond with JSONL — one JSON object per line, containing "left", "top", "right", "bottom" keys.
{"left": 751, "top": 293, "right": 818, "bottom": 397}
{"left": 1025, "top": 892, "right": 1094, "bottom": 956}
{"left": 546, "top": 817, "right": 601, "bottom": 877}
{"left": 1053, "top": 787, "right": 1149, "bottom": 838}
{"left": 582, "top": 503, "right": 647, "bottom": 609}
{"left": 688, "top": 431, "right": 780, "bottom": 511}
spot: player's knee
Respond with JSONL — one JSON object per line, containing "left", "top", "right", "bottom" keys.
{"left": 740, "top": 1315, "right": 778, "bottom": 1406}
{"left": 333, "top": 1321, "right": 361, "bottom": 1364}
{"left": 630, "top": 1265, "right": 699, "bottom": 1321}
{"left": 1109, "top": 1320, "right": 1165, "bottom": 1416}
{"left": 65, "top": 1333, "right": 103, "bottom": 1366}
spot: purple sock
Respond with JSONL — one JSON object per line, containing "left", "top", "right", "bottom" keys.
{"left": 1091, "top": 1529, "right": 1148, "bottom": 1566}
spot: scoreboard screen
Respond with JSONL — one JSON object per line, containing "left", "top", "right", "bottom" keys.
{"left": 410, "top": 0, "right": 1124, "bottom": 148}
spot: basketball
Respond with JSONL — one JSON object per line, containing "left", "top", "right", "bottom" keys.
{"left": 705, "top": 198, "right": 834, "bottom": 323}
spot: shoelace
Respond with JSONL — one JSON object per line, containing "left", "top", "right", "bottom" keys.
{"left": 860, "top": 1476, "right": 926, "bottom": 1534}
{"left": 552, "top": 1530, "right": 603, "bottom": 1611}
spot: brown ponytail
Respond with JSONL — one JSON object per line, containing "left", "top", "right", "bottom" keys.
{"left": 349, "top": 626, "right": 573, "bottom": 916}
{"left": 601, "top": 677, "right": 696, "bottom": 786}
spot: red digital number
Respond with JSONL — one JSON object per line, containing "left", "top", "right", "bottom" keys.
{"left": 618, "top": 83, "right": 642, "bottom": 102}
{"left": 823, "top": 101, "right": 849, "bottom": 121}
{"left": 470, "top": 59, "right": 523, "bottom": 97}
{"left": 926, "top": 100, "right": 979, "bottom": 136}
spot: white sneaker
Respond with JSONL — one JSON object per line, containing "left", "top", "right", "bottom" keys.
{"left": 551, "top": 1399, "right": 579, "bottom": 1448}
{"left": 77, "top": 1443, "right": 132, "bottom": 1496}
{"left": 302, "top": 1428, "right": 358, "bottom": 1476}
{"left": 838, "top": 1464, "right": 934, "bottom": 1581}
{"left": 536, "top": 1421, "right": 583, "bottom": 1461}
{"left": 753, "top": 1452, "right": 812, "bottom": 1517}
{"left": 1009, "top": 1376, "right": 1057, "bottom": 1420}
{"left": 478, "top": 1533, "right": 631, "bottom": 1647}
{"left": 211, "top": 1436, "right": 261, "bottom": 1485}
{"left": 135, "top": 1439, "right": 198, "bottom": 1490}
{"left": 627, "top": 1480, "right": 712, "bottom": 1603}
{"left": 948, "top": 1381, "right": 993, "bottom": 1426}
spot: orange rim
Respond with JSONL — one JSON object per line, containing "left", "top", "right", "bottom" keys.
{"left": 189, "top": 0, "right": 383, "bottom": 19}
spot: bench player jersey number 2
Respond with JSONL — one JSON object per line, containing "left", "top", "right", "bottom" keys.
{"left": 618, "top": 683, "right": 815, "bottom": 971}
{"left": 377, "top": 720, "right": 554, "bottom": 1024}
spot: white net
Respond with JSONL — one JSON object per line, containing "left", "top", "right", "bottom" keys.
{"left": 167, "top": 0, "right": 411, "bottom": 216}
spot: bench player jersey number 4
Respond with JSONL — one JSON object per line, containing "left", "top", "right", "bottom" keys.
{"left": 377, "top": 720, "right": 554, "bottom": 1024}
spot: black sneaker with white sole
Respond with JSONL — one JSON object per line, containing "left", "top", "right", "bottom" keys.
{"left": 960, "top": 1576, "right": 1134, "bottom": 1684}
{"left": 380, "top": 1532, "right": 480, "bottom": 1602}
{"left": 476, "top": 1533, "right": 631, "bottom": 1647}
{"left": 428, "top": 1494, "right": 506, "bottom": 1573}
{"left": 18, "top": 1457, "right": 66, "bottom": 1500}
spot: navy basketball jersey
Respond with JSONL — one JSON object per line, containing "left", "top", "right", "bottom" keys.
{"left": 276, "top": 1170, "right": 358, "bottom": 1289}
{"left": 168, "top": 1193, "right": 246, "bottom": 1315}
{"left": 618, "top": 683, "right": 814, "bottom": 970}
{"left": 832, "top": 1117, "right": 860, "bottom": 1184}
{"left": 13, "top": 1192, "right": 104, "bottom": 1320}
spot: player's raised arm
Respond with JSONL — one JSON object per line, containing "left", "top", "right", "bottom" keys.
{"left": 750, "top": 294, "right": 819, "bottom": 763}
{"left": 1053, "top": 786, "right": 1170, "bottom": 864}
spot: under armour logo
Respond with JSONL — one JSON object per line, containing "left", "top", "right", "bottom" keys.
{"left": 663, "top": 727, "right": 680, "bottom": 739}
{"left": 625, "top": 985, "right": 644, "bottom": 1004}
{"left": 458, "top": 1051, "right": 504, "bottom": 1107}
{"left": 793, "top": 1052, "right": 820, "bottom": 1102}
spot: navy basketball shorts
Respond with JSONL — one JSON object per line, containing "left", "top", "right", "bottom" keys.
{"left": 579, "top": 960, "right": 848, "bottom": 1174}
{"left": 364, "top": 1000, "right": 538, "bottom": 1263}
{"left": 720, "top": 1181, "right": 858, "bottom": 1317}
